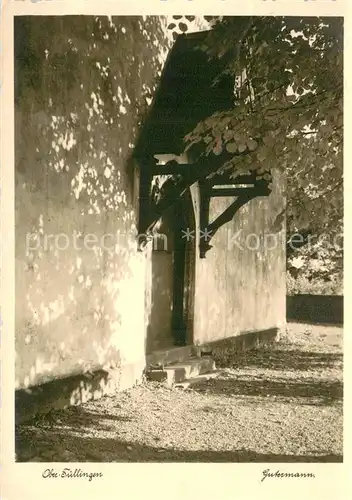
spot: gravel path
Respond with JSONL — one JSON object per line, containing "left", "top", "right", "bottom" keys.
{"left": 16, "top": 323, "right": 343, "bottom": 462}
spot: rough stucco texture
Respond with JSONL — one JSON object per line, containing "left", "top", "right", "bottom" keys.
{"left": 15, "top": 16, "right": 286, "bottom": 392}
{"left": 191, "top": 170, "right": 286, "bottom": 345}
{"left": 15, "top": 16, "right": 170, "bottom": 390}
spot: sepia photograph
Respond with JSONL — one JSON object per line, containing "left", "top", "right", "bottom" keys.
{"left": 13, "top": 14, "right": 343, "bottom": 464}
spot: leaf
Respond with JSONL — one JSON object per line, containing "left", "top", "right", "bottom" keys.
{"left": 185, "top": 16, "right": 196, "bottom": 22}
{"left": 173, "top": 15, "right": 183, "bottom": 20}
{"left": 257, "top": 149, "right": 267, "bottom": 162}
{"left": 167, "top": 23, "right": 176, "bottom": 30}
{"left": 221, "top": 116, "right": 232, "bottom": 127}
{"left": 226, "top": 142, "right": 238, "bottom": 153}
{"left": 178, "top": 16, "right": 342, "bottom": 250}
{"left": 223, "top": 129, "right": 234, "bottom": 141}
{"left": 247, "top": 139, "right": 258, "bottom": 151}
{"left": 263, "top": 135, "right": 274, "bottom": 146}
{"left": 178, "top": 22, "right": 188, "bottom": 33}
{"left": 233, "top": 131, "right": 246, "bottom": 143}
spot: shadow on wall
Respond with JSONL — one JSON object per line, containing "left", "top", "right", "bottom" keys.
{"left": 145, "top": 211, "right": 175, "bottom": 354}
{"left": 145, "top": 191, "right": 197, "bottom": 353}
{"left": 15, "top": 15, "right": 173, "bottom": 393}
{"left": 192, "top": 170, "right": 286, "bottom": 344}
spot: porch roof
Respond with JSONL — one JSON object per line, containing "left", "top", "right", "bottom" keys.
{"left": 134, "top": 30, "right": 236, "bottom": 159}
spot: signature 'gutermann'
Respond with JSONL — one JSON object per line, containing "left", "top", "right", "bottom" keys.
{"left": 261, "top": 469, "right": 316, "bottom": 482}
{"left": 42, "top": 468, "right": 103, "bottom": 481}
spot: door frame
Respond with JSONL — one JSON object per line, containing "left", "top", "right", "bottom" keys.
{"left": 171, "top": 190, "right": 196, "bottom": 347}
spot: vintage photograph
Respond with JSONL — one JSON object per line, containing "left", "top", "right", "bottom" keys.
{"left": 14, "top": 15, "right": 343, "bottom": 463}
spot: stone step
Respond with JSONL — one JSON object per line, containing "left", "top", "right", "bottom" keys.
{"left": 173, "top": 370, "right": 220, "bottom": 390}
{"left": 146, "top": 345, "right": 195, "bottom": 369}
{"left": 146, "top": 357, "right": 215, "bottom": 387}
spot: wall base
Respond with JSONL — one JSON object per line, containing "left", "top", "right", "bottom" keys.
{"left": 16, "top": 328, "right": 281, "bottom": 423}
{"left": 15, "top": 360, "right": 145, "bottom": 424}
{"left": 195, "top": 327, "right": 280, "bottom": 360}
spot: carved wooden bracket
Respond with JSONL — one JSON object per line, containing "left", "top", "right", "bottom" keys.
{"left": 199, "top": 176, "right": 272, "bottom": 258}
{"left": 136, "top": 155, "right": 272, "bottom": 256}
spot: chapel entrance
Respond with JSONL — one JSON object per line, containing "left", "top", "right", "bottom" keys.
{"left": 146, "top": 190, "right": 195, "bottom": 354}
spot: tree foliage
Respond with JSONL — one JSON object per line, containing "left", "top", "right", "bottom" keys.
{"left": 168, "top": 16, "right": 343, "bottom": 235}
{"left": 166, "top": 16, "right": 343, "bottom": 291}
{"left": 287, "top": 242, "right": 343, "bottom": 295}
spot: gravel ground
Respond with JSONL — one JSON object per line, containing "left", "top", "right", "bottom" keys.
{"left": 16, "top": 323, "right": 343, "bottom": 462}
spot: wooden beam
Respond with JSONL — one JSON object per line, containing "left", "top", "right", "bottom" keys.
{"left": 136, "top": 150, "right": 271, "bottom": 239}
{"left": 199, "top": 184, "right": 272, "bottom": 258}
{"left": 151, "top": 162, "right": 193, "bottom": 176}
{"left": 210, "top": 187, "right": 270, "bottom": 197}
{"left": 199, "top": 192, "right": 257, "bottom": 258}
{"left": 199, "top": 180, "right": 212, "bottom": 247}
{"left": 209, "top": 172, "right": 259, "bottom": 185}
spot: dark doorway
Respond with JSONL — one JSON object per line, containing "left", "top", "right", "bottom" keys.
{"left": 146, "top": 190, "right": 195, "bottom": 353}
{"left": 171, "top": 191, "right": 196, "bottom": 346}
